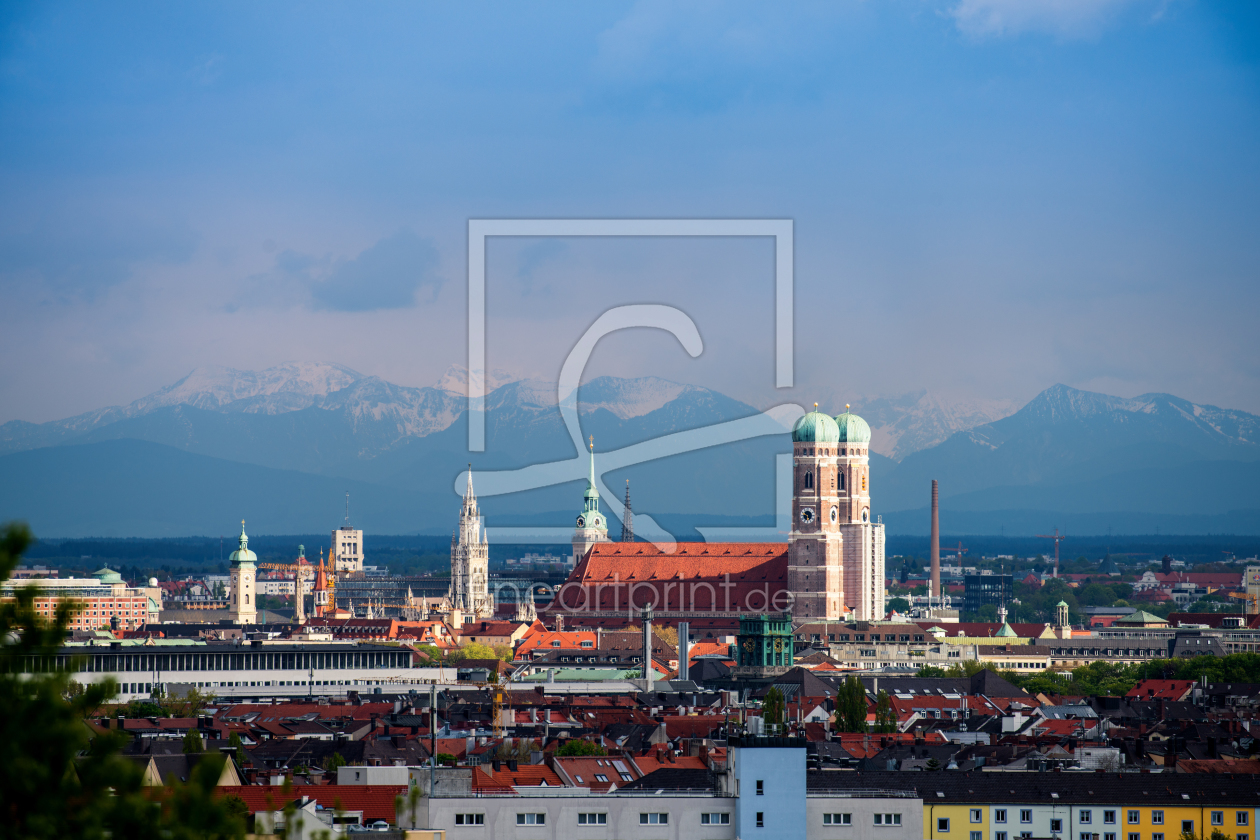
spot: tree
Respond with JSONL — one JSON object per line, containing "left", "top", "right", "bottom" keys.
{"left": 0, "top": 521, "right": 245, "bottom": 839}
{"left": 323, "top": 751, "right": 347, "bottom": 772}
{"left": 434, "top": 753, "right": 457, "bottom": 766}
{"left": 447, "top": 642, "right": 497, "bottom": 663}
{"left": 886, "top": 597, "right": 911, "bottom": 615}
{"left": 556, "top": 739, "right": 607, "bottom": 756}
{"left": 762, "top": 686, "right": 786, "bottom": 733}
{"left": 654, "top": 625, "right": 679, "bottom": 647}
{"left": 834, "top": 676, "right": 869, "bottom": 733}
{"left": 916, "top": 665, "right": 949, "bottom": 678}
{"left": 873, "top": 690, "right": 896, "bottom": 734}
{"left": 229, "top": 731, "right": 249, "bottom": 767}
{"left": 183, "top": 728, "right": 205, "bottom": 754}
{"left": 924, "top": 757, "right": 941, "bottom": 771}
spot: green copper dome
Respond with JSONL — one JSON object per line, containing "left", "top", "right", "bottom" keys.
{"left": 994, "top": 622, "right": 1018, "bottom": 638}
{"left": 92, "top": 566, "right": 123, "bottom": 585}
{"left": 792, "top": 411, "right": 841, "bottom": 443}
{"left": 228, "top": 521, "right": 257, "bottom": 568}
{"left": 834, "top": 409, "right": 872, "bottom": 444}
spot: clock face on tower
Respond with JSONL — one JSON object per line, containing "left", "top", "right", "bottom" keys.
{"left": 800, "top": 507, "right": 815, "bottom": 524}
{"left": 830, "top": 506, "right": 838, "bottom": 523}
{"left": 576, "top": 516, "right": 585, "bottom": 528}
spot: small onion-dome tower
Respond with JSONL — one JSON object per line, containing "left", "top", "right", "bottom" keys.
{"left": 833, "top": 409, "right": 872, "bottom": 445}
{"left": 792, "top": 410, "right": 841, "bottom": 444}
{"left": 228, "top": 520, "right": 258, "bottom": 625}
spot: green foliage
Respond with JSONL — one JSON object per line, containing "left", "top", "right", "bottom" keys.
{"left": 973, "top": 604, "right": 998, "bottom": 623}
{"left": 886, "top": 597, "right": 911, "bottom": 614}
{"left": 915, "top": 665, "right": 949, "bottom": 678}
{"left": 834, "top": 675, "right": 869, "bottom": 733}
{"left": 556, "top": 738, "right": 607, "bottom": 756}
{"left": 447, "top": 641, "right": 512, "bottom": 663}
{"left": 228, "top": 731, "right": 248, "bottom": 767}
{"left": 413, "top": 645, "right": 442, "bottom": 665}
{"left": 0, "top": 521, "right": 245, "bottom": 840}
{"left": 322, "top": 751, "right": 347, "bottom": 772}
{"left": 873, "top": 690, "right": 897, "bottom": 733}
{"left": 182, "top": 728, "right": 205, "bottom": 754}
{"left": 924, "top": 757, "right": 941, "bottom": 771}
{"left": 1133, "top": 652, "right": 1260, "bottom": 684}
{"left": 434, "top": 752, "right": 458, "bottom": 766}
{"left": 1076, "top": 582, "right": 1134, "bottom": 607}
{"left": 762, "top": 686, "right": 786, "bottom": 731}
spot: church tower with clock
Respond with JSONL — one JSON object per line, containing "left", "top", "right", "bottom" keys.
{"left": 833, "top": 407, "right": 885, "bottom": 622}
{"left": 787, "top": 407, "right": 846, "bottom": 620}
{"left": 570, "top": 439, "right": 611, "bottom": 569}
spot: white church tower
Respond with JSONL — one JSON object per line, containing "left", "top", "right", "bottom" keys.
{"left": 571, "top": 438, "right": 610, "bottom": 569}
{"left": 449, "top": 470, "right": 493, "bottom": 619}
{"left": 227, "top": 521, "right": 258, "bottom": 625}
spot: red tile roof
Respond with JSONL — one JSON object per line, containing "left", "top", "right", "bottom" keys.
{"left": 549, "top": 542, "right": 789, "bottom": 615}
{"left": 1125, "top": 679, "right": 1196, "bottom": 700}
{"left": 215, "top": 785, "right": 406, "bottom": 821}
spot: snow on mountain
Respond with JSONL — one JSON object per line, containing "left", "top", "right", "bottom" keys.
{"left": 434, "top": 364, "right": 520, "bottom": 395}
{"left": 576, "top": 376, "right": 690, "bottom": 419}
{"left": 130, "top": 362, "right": 365, "bottom": 415}
{"left": 317, "top": 377, "right": 464, "bottom": 439}
{"left": 841, "top": 390, "right": 1019, "bottom": 461}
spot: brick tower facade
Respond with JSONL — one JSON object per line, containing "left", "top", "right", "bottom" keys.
{"left": 787, "top": 408, "right": 845, "bottom": 620}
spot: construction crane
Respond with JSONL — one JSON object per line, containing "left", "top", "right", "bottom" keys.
{"left": 1036, "top": 528, "right": 1066, "bottom": 579}
{"left": 258, "top": 545, "right": 315, "bottom": 623}
{"left": 943, "top": 541, "right": 968, "bottom": 561}
{"left": 1228, "top": 591, "right": 1259, "bottom": 616}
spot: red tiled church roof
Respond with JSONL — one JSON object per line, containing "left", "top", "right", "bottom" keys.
{"left": 549, "top": 542, "right": 790, "bottom": 615}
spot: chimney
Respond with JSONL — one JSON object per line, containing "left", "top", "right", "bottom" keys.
{"left": 1162, "top": 555, "right": 1171, "bottom": 575}
{"left": 555, "top": 615, "right": 564, "bottom": 632}
{"left": 930, "top": 480, "right": 940, "bottom": 603}
{"left": 678, "top": 621, "right": 690, "bottom": 682}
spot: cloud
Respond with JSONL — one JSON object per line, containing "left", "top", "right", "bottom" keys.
{"left": 248, "top": 229, "right": 441, "bottom": 312}
{"left": 949, "top": 0, "right": 1158, "bottom": 39}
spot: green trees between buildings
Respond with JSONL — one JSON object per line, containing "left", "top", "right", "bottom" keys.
{"left": 445, "top": 642, "right": 514, "bottom": 663}
{"left": 872, "top": 690, "right": 897, "bottom": 734}
{"left": 1000, "top": 654, "right": 1260, "bottom": 697}
{"left": 834, "top": 675, "right": 869, "bottom": 733}
{"left": 762, "top": 686, "right": 786, "bottom": 733}
{"left": 555, "top": 739, "right": 607, "bottom": 757}
{"left": 182, "top": 728, "right": 205, "bottom": 754}
{"left": 0, "top": 521, "right": 245, "bottom": 840}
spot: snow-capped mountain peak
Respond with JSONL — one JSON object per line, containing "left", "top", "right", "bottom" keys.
{"left": 130, "top": 362, "right": 365, "bottom": 415}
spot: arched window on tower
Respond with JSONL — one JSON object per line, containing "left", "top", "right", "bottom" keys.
{"left": 804, "top": 471, "right": 813, "bottom": 490}
{"left": 839, "top": 473, "right": 845, "bottom": 491}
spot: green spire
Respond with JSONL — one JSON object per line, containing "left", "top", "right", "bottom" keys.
{"left": 238, "top": 519, "right": 248, "bottom": 550}
{"left": 584, "top": 436, "right": 600, "bottom": 514}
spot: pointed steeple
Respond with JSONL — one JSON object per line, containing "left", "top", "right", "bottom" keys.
{"left": 621, "top": 480, "right": 634, "bottom": 542}
{"left": 464, "top": 464, "right": 475, "bottom": 503}
{"left": 583, "top": 437, "right": 600, "bottom": 514}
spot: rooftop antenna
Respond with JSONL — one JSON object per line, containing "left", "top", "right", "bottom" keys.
{"left": 345, "top": 491, "right": 350, "bottom": 527}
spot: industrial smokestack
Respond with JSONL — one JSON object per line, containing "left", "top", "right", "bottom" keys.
{"left": 930, "top": 480, "right": 940, "bottom": 603}
{"left": 678, "top": 621, "right": 690, "bottom": 683}
{"left": 642, "top": 606, "right": 654, "bottom": 692}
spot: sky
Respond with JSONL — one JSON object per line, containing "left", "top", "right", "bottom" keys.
{"left": 1, "top": 0, "right": 1258, "bottom": 424}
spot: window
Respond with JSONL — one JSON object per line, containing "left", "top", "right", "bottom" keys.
{"left": 1129, "top": 834, "right": 1141, "bottom": 840}
{"left": 1082, "top": 812, "right": 1093, "bottom": 825}
{"left": 454, "top": 814, "right": 484, "bottom": 825}
{"left": 1129, "top": 812, "right": 1141, "bottom": 825}
{"left": 973, "top": 833, "right": 984, "bottom": 840}
{"left": 578, "top": 813, "right": 607, "bottom": 825}
{"left": 757, "top": 812, "right": 765, "bottom": 828}
{"left": 1152, "top": 812, "right": 1164, "bottom": 826}
{"left": 1238, "top": 835, "right": 1250, "bottom": 840}
{"left": 1239, "top": 814, "right": 1251, "bottom": 827}
{"left": 516, "top": 813, "right": 545, "bottom": 826}
{"left": 756, "top": 780, "right": 764, "bottom": 795}
{"left": 1153, "top": 834, "right": 1164, "bottom": 840}
{"left": 939, "top": 818, "right": 952, "bottom": 833}
{"left": 997, "top": 811, "right": 1008, "bottom": 824}
{"left": 973, "top": 811, "right": 985, "bottom": 824}
{"left": 1182, "top": 822, "right": 1194, "bottom": 836}
{"left": 702, "top": 813, "right": 730, "bottom": 825}
{"left": 996, "top": 833, "right": 1009, "bottom": 840}
{"left": 1106, "top": 812, "right": 1117, "bottom": 825}
{"left": 640, "top": 813, "right": 668, "bottom": 825}
{"left": 594, "top": 774, "right": 608, "bottom": 782}
{"left": 876, "top": 814, "right": 901, "bottom": 826}
{"left": 1214, "top": 814, "right": 1226, "bottom": 827}
{"left": 1050, "top": 820, "right": 1062, "bottom": 833}
{"left": 1021, "top": 811, "right": 1033, "bottom": 824}
{"left": 825, "top": 814, "right": 853, "bottom": 826}
{"left": 805, "top": 471, "right": 814, "bottom": 490}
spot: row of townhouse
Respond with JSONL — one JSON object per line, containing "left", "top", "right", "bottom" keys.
{"left": 399, "top": 743, "right": 1259, "bottom": 840}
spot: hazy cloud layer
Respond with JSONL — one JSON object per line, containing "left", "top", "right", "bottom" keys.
{"left": 0, "top": 2, "right": 1257, "bottom": 424}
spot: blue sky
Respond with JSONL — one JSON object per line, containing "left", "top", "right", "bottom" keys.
{"left": 1, "top": 0, "right": 1257, "bottom": 422}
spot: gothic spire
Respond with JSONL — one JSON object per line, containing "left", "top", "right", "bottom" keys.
{"left": 621, "top": 479, "right": 634, "bottom": 543}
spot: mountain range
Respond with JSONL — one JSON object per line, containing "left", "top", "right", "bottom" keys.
{"left": 2, "top": 364, "right": 1257, "bottom": 538}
